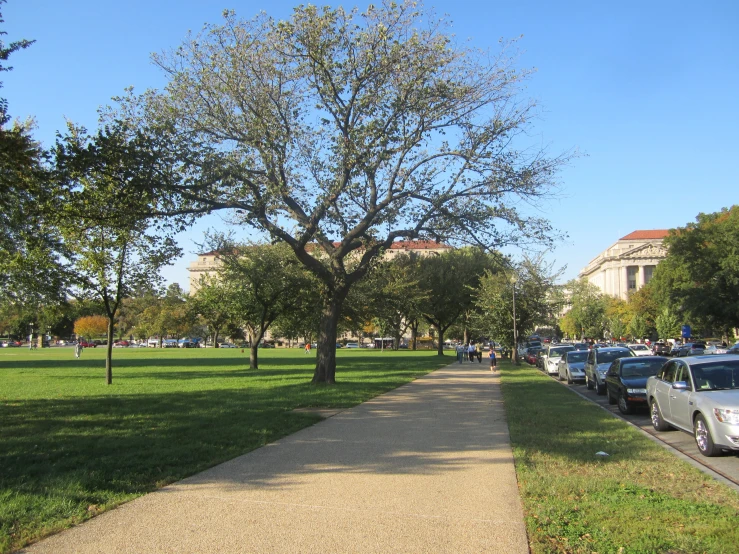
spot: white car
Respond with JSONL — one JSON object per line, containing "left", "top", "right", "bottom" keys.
{"left": 345, "top": 342, "right": 360, "bottom": 349}
{"left": 543, "top": 345, "right": 576, "bottom": 376}
{"left": 628, "top": 344, "right": 653, "bottom": 357}
{"left": 218, "top": 343, "right": 237, "bottom": 348}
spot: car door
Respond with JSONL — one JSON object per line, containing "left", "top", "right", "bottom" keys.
{"left": 653, "top": 360, "right": 678, "bottom": 421}
{"left": 585, "top": 349, "right": 595, "bottom": 380}
{"left": 668, "top": 361, "right": 694, "bottom": 431}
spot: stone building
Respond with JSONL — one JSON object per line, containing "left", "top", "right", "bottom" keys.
{"left": 578, "top": 230, "right": 669, "bottom": 300}
{"left": 188, "top": 240, "right": 452, "bottom": 294}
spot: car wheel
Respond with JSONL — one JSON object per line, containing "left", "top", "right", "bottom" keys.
{"left": 650, "top": 399, "right": 671, "bottom": 431}
{"left": 694, "top": 414, "right": 722, "bottom": 457}
{"left": 607, "top": 387, "right": 617, "bottom": 405}
{"left": 618, "top": 393, "right": 632, "bottom": 415}
{"left": 586, "top": 374, "right": 594, "bottom": 390}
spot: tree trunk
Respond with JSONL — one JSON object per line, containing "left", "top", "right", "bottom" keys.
{"left": 435, "top": 324, "right": 444, "bottom": 356}
{"left": 105, "top": 316, "right": 114, "bottom": 385}
{"left": 312, "top": 290, "right": 347, "bottom": 384}
{"left": 410, "top": 321, "right": 418, "bottom": 351}
{"left": 248, "top": 329, "right": 263, "bottom": 369}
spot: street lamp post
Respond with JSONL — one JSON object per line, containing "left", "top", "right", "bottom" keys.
{"left": 511, "top": 274, "right": 519, "bottom": 364}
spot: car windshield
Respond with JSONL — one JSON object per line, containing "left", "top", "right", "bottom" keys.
{"left": 631, "top": 345, "right": 649, "bottom": 351}
{"left": 620, "top": 358, "right": 666, "bottom": 378}
{"left": 549, "top": 346, "right": 574, "bottom": 358}
{"left": 691, "top": 360, "right": 739, "bottom": 390}
{"left": 567, "top": 351, "right": 588, "bottom": 362}
{"left": 597, "top": 349, "right": 633, "bottom": 364}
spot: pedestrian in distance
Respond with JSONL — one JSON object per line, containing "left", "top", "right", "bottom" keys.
{"left": 475, "top": 342, "right": 483, "bottom": 363}
{"left": 489, "top": 347, "right": 497, "bottom": 372}
{"left": 456, "top": 342, "right": 464, "bottom": 364}
{"left": 305, "top": 342, "right": 311, "bottom": 354}
{"left": 75, "top": 342, "right": 83, "bottom": 359}
{"left": 467, "top": 342, "right": 475, "bottom": 363}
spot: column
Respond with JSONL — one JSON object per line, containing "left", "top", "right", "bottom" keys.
{"left": 638, "top": 265, "right": 645, "bottom": 290}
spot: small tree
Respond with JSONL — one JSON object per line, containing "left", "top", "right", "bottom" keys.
{"left": 54, "top": 122, "right": 181, "bottom": 384}
{"left": 220, "top": 242, "right": 317, "bottom": 369}
{"left": 73, "top": 315, "right": 108, "bottom": 340}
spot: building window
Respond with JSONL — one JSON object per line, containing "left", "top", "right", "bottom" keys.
{"left": 644, "top": 265, "right": 655, "bottom": 284}
{"left": 627, "top": 266, "right": 638, "bottom": 290}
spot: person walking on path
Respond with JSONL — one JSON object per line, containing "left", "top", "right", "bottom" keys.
{"left": 456, "top": 342, "right": 465, "bottom": 364}
{"left": 467, "top": 342, "right": 475, "bottom": 363}
{"left": 475, "top": 342, "right": 483, "bottom": 363}
{"left": 489, "top": 347, "right": 497, "bottom": 371}
{"left": 74, "top": 342, "right": 83, "bottom": 359}
{"left": 305, "top": 342, "right": 311, "bottom": 354}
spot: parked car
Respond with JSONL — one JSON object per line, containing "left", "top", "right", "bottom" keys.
{"left": 218, "top": 343, "right": 237, "bottom": 348}
{"left": 584, "top": 347, "right": 635, "bottom": 395}
{"left": 628, "top": 344, "right": 652, "bottom": 357}
{"left": 147, "top": 338, "right": 160, "bottom": 347}
{"left": 543, "top": 344, "right": 576, "bottom": 376}
{"left": 605, "top": 356, "right": 668, "bottom": 414}
{"left": 675, "top": 342, "right": 706, "bottom": 357}
{"left": 345, "top": 342, "right": 360, "bottom": 349}
{"left": 557, "top": 350, "right": 588, "bottom": 384}
{"left": 78, "top": 340, "right": 97, "bottom": 348}
{"left": 669, "top": 341, "right": 683, "bottom": 356}
{"left": 727, "top": 343, "right": 739, "bottom": 355}
{"left": 573, "top": 343, "right": 590, "bottom": 351}
{"left": 652, "top": 341, "right": 671, "bottom": 356}
{"left": 704, "top": 345, "right": 728, "bottom": 355}
{"left": 258, "top": 342, "right": 275, "bottom": 348}
{"left": 646, "top": 354, "right": 739, "bottom": 456}
{"left": 178, "top": 338, "right": 198, "bottom": 348}
{"left": 524, "top": 347, "right": 541, "bottom": 365}
{"left": 112, "top": 340, "right": 130, "bottom": 347}
{"left": 162, "top": 339, "right": 178, "bottom": 348}
{"left": 535, "top": 350, "right": 547, "bottom": 370}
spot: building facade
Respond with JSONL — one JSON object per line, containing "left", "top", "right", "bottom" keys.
{"left": 578, "top": 230, "right": 669, "bottom": 300}
{"left": 188, "top": 240, "right": 452, "bottom": 294}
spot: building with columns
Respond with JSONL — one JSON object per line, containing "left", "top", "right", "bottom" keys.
{"left": 578, "top": 230, "right": 670, "bottom": 300}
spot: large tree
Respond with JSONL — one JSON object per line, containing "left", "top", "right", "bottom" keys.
{"left": 125, "top": 1, "right": 566, "bottom": 383}
{"left": 650, "top": 207, "right": 739, "bottom": 336}
{"left": 418, "top": 248, "right": 496, "bottom": 355}
{"left": 563, "top": 278, "right": 608, "bottom": 340}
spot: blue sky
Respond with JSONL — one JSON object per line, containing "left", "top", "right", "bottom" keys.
{"left": 4, "top": 0, "right": 738, "bottom": 290}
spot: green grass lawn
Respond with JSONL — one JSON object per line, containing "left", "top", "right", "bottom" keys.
{"left": 499, "top": 361, "right": 739, "bottom": 554}
{"left": 0, "top": 347, "right": 449, "bottom": 553}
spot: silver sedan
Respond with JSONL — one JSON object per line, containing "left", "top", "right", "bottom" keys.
{"left": 646, "top": 355, "right": 739, "bottom": 456}
{"left": 557, "top": 350, "right": 588, "bottom": 384}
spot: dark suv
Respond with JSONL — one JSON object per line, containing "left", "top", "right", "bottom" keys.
{"left": 584, "top": 347, "right": 635, "bottom": 394}
{"left": 652, "top": 342, "right": 671, "bottom": 356}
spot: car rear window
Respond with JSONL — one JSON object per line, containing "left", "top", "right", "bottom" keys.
{"left": 567, "top": 351, "right": 588, "bottom": 362}
{"left": 597, "top": 349, "right": 633, "bottom": 364}
{"left": 620, "top": 358, "right": 666, "bottom": 377}
{"left": 549, "top": 346, "right": 575, "bottom": 357}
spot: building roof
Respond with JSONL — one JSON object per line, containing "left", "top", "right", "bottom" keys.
{"left": 619, "top": 230, "right": 670, "bottom": 241}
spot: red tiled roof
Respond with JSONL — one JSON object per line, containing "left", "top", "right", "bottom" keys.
{"left": 619, "top": 230, "right": 670, "bottom": 240}
{"left": 390, "top": 240, "right": 450, "bottom": 250}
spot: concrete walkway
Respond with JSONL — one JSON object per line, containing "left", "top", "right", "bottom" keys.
{"left": 23, "top": 363, "right": 528, "bottom": 553}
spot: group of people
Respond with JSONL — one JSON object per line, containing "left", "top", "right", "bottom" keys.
{"left": 455, "top": 341, "right": 498, "bottom": 372}
{"left": 455, "top": 342, "right": 483, "bottom": 363}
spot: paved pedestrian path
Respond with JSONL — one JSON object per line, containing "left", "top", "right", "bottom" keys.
{"left": 23, "top": 363, "right": 528, "bottom": 553}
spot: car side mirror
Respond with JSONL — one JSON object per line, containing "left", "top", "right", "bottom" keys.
{"left": 672, "top": 381, "right": 689, "bottom": 390}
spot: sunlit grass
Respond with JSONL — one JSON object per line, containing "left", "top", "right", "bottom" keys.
{"left": 499, "top": 361, "right": 739, "bottom": 553}
{"left": 0, "top": 347, "right": 449, "bottom": 552}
